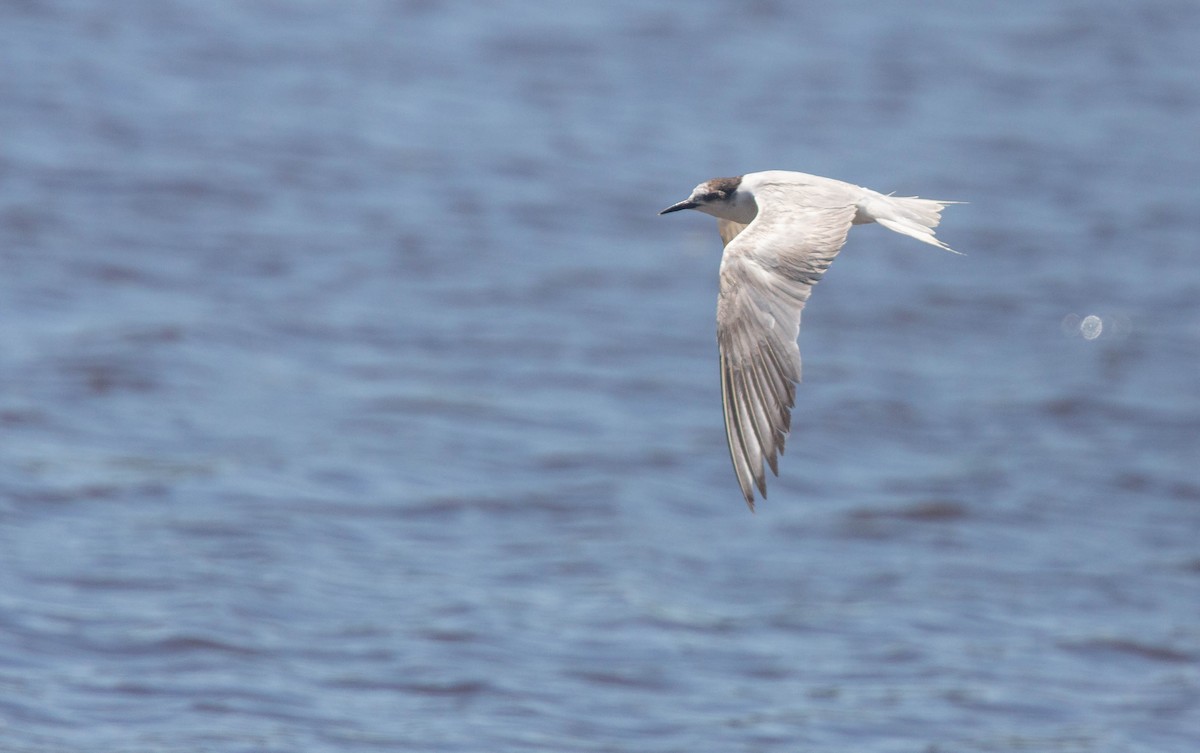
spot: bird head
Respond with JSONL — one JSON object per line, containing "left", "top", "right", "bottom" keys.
{"left": 659, "top": 176, "right": 752, "bottom": 223}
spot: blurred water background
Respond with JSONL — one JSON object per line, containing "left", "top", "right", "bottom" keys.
{"left": 1, "top": 2, "right": 1198, "bottom": 751}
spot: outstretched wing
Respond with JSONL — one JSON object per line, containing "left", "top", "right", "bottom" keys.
{"left": 716, "top": 198, "right": 858, "bottom": 509}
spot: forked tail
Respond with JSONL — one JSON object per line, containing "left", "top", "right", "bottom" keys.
{"left": 858, "top": 192, "right": 962, "bottom": 254}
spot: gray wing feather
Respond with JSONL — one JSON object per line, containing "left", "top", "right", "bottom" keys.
{"left": 716, "top": 197, "right": 858, "bottom": 509}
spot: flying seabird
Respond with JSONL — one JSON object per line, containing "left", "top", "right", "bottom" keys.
{"left": 660, "top": 170, "right": 959, "bottom": 510}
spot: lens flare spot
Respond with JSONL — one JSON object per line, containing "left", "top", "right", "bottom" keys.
{"left": 1080, "top": 314, "right": 1103, "bottom": 340}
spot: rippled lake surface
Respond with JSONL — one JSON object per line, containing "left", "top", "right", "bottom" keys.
{"left": 2, "top": 2, "right": 1198, "bottom": 751}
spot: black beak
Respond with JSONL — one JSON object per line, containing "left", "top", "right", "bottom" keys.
{"left": 659, "top": 199, "right": 697, "bottom": 215}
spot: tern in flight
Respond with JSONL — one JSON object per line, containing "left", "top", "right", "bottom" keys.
{"left": 660, "top": 170, "right": 959, "bottom": 510}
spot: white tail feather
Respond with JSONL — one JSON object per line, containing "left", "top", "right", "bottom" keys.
{"left": 860, "top": 194, "right": 962, "bottom": 254}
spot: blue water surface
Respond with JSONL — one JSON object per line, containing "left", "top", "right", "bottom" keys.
{"left": 1, "top": 2, "right": 1198, "bottom": 751}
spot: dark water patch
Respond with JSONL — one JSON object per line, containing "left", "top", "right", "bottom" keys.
{"left": 93, "top": 633, "right": 262, "bottom": 659}
{"left": 41, "top": 574, "right": 178, "bottom": 593}
{"left": 416, "top": 628, "right": 483, "bottom": 645}
{"left": 405, "top": 483, "right": 618, "bottom": 520}
{"left": 1109, "top": 471, "right": 1200, "bottom": 507}
{"left": 1061, "top": 637, "right": 1196, "bottom": 665}
{"left": 848, "top": 499, "right": 969, "bottom": 523}
{"left": 392, "top": 679, "right": 492, "bottom": 699}
{"left": 566, "top": 668, "right": 673, "bottom": 692}
{"left": 61, "top": 356, "right": 160, "bottom": 396}
{"left": 1168, "top": 481, "right": 1200, "bottom": 503}
{"left": 80, "top": 261, "right": 176, "bottom": 287}
{"left": 7, "top": 483, "right": 129, "bottom": 505}
{"left": 838, "top": 500, "right": 969, "bottom": 543}
{"left": 0, "top": 203, "right": 60, "bottom": 245}
{"left": 0, "top": 408, "right": 47, "bottom": 427}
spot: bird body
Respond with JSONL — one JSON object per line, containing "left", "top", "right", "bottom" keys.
{"left": 660, "top": 171, "right": 958, "bottom": 510}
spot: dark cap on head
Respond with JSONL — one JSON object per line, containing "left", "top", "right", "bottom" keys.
{"left": 705, "top": 176, "right": 742, "bottom": 196}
